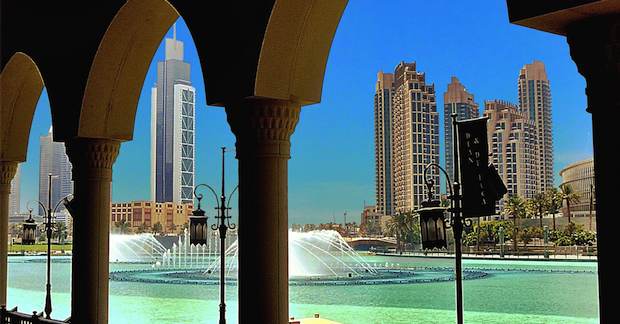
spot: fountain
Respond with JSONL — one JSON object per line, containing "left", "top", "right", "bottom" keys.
{"left": 109, "top": 230, "right": 490, "bottom": 285}
{"left": 201, "top": 230, "right": 376, "bottom": 279}
{"left": 109, "top": 233, "right": 168, "bottom": 263}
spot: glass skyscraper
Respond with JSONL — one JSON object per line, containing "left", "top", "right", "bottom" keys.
{"left": 151, "top": 27, "right": 196, "bottom": 204}
{"left": 39, "top": 126, "right": 73, "bottom": 215}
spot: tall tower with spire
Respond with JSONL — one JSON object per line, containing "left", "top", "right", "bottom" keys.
{"left": 151, "top": 25, "right": 196, "bottom": 204}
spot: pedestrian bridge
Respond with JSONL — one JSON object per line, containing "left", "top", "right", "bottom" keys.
{"left": 347, "top": 237, "right": 397, "bottom": 251}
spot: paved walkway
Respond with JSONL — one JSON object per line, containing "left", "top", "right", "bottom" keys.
{"left": 375, "top": 251, "right": 598, "bottom": 262}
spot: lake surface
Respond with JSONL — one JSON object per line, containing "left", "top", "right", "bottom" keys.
{"left": 7, "top": 255, "right": 599, "bottom": 323}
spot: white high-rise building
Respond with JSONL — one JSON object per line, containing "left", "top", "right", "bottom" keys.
{"left": 39, "top": 126, "right": 73, "bottom": 215}
{"left": 151, "top": 26, "right": 196, "bottom": 204}
{"left": 9, "top": 164, "right": 21, "bottom": 215}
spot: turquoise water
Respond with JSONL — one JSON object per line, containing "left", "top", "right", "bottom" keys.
{"left": 7, "top": 256, "right": 599, "bottom": 323}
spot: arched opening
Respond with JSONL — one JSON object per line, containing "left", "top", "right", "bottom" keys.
{"left": 1, "top": 1, "right": 605, "bottom": 323}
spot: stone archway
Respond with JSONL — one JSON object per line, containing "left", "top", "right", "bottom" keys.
{"left": 0, "top": 52, "right": 45, "bottom": 307}
{"left": 79, "top": 0, "right": 179, "bottom": 141}
{"left": 1, "top": 1, "right": 350, "bottom": 323}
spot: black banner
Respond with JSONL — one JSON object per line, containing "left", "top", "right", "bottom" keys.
{"left": 457, "top": 117, "right": 507, "bottom": 218}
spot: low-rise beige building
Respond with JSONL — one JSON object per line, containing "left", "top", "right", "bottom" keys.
{"left": 110, "top": 201, "right": 194, "bottom": 235}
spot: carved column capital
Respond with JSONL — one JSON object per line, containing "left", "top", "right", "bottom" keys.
{"left": 65, "top": 138, "right": 121, "bottom": 181}
{"left": 225, "top": 99, "right": 301, "bottom": 158}
{"left": 0, "top": 161, "right": 18, "bottom": 195}
{"left": 567, "top": 14, "right": 620, "bottom": 113}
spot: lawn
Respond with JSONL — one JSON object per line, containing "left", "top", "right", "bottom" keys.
{"left": 9, "top": 243, "right": 72, "bottom": 253}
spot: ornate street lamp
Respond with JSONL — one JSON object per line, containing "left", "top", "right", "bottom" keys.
{"left": 191, "top": 147, "right": 237, "bottom": 324}
{"left": 22, "top": 214, "right": 38, "bottom": 245}
{"left": 419, "top": 114, "right": 506, "bottom": 324}
{"left": 189, "top": 201, "right": 209, "bottom": 246}
{"left": 418, "top": 198, "right": 447, "bottom": 251}
{"left": 24, "top": 174, "right": 73, "bottom": 320}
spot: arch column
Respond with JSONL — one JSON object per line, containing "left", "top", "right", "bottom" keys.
{"left": 225, "top": 99, "right": 301, "bottom": 323}
{"left": 0, "top": 161, "right": 18, "bottom": 306}
{"left": 65, "top": 138, "right": 120, "bottom": 324}
{"left": 566, "top": 14, "right": 620, "bottom": 322}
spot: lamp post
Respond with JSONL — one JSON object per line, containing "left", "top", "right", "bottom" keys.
{"left": 24, "top": 174, "right": 73, "bottom": 319}
{"left": 418, "top": 163, "right": 470, "bottom": 324}
{"left": 191, "top": 147, "right": 237, "bottom": 324}
{"left": 418, "top": 113, "right": 506, "bottom": 324}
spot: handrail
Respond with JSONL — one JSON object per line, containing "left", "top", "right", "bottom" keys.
{"left": 1, "top": 305, "right": 71, "bottom": 323}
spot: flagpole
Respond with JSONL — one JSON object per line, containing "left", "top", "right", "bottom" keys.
{"left": 451, "top": 113, "right": 464, "bottom": 324}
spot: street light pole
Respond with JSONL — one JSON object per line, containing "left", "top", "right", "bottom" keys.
{"left": 44, "top": 173, "right": 58, "bottom": 319}
{"left": 192, "top": 147, "right": 237, "bottom": 324}
{"left": 422, "top": 162, "right": 467, "bottom": 324}
{"left": 25, "top": 174, "right": 73, "bottom": 320}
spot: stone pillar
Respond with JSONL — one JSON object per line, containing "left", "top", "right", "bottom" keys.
{"left": 65, "top": 138, "right": 120, "bottom": 324}
{"left": 566, "top": 14, "right": 620, "bottom": 322}
{"left": 225, "top": 99, "right": 301, "bottom": 323}
{"left": 0, "top": 161, "right": 17, "bottom": 306}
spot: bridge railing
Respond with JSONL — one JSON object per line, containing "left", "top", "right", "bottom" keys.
{"left": 1, "top": 305, "right": 70, "bottom": 324}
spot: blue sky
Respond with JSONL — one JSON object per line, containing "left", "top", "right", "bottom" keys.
{"left": 19, "top": 1, "right": 592, "bottom": 226}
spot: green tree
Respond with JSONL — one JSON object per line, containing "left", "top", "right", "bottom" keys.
{"left": 549, "top": 222, "right": 596, "bottom": 246}
{"left": 502, "top": 194, "right": 525, "bottom": 220}
{"left": 386, "top": 213, "right": 408, "bottom": 252}
{"left": 167, "top": 221, "right": 177, "bottom": 234}
{"left": 9, "top": 223, "right": 23, "bottom": 238}
{"left": 114, "top": 218, "right": 132, "bottom": 235}
{"left": 151, "top": 221, "right": 163, "bottom": 236}
{"left": 360, "top": 220, "right": 380, "bottom": 236}
{"left": 518, "top": 226, "right": 542, "bottom": 245}
{"left": 403, "top": 211, "right": 420, "bottom": 249}
{"left": 559, "top": 184, "right": 582, "bottom": 223}
{"left": 528, "top": 192, "right": 550, "bottom": 228}
{"left": 304, "top": 223, "right": 317, "bottom": 232}
{"left": 463, "top": 221, "right": 513, "bottom": 246}
{"left": 53, "top": 221, "right": 69, "bottom": 244}
{"left": 136, "top": 222, "right": 148, "bottom": 234}
{"left": 546, "top": 187, "right": 563, "bottom": 230}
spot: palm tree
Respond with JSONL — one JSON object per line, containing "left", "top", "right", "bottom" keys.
{"left": 502, "top": 194, "right": 525, "bottom": 220}
{"left": 54, "top": 221, "right": 69, "bottom": 244}
{"left": 560, "top": 184, "right": 582, "bottom": 223}
{"left": 502, "top": 194, "right": 525, "bottom": 251}
{"left": 546, "top": 187, "right": 563, "bottom": 230}
{"left": 403, "top": 210, "right": 420, "bottom": 251}
{"left": 386, "top": 213, "right": 408, "bottom": 252}
{"left": 529, "top": 192, "right": 549, "bottom": 228}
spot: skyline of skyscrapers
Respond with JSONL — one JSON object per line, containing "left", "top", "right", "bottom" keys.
{"left": 151, "top": 26, "right": 196, "bottom": 205}
{"left": 39, "top": 126, "right": 73, "bottom": 216}
{"left": 376, "top": 60, "right": 553, "bottom": 217}
{"left": 375, "top": 62, "right": 441, "bottom": 216}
